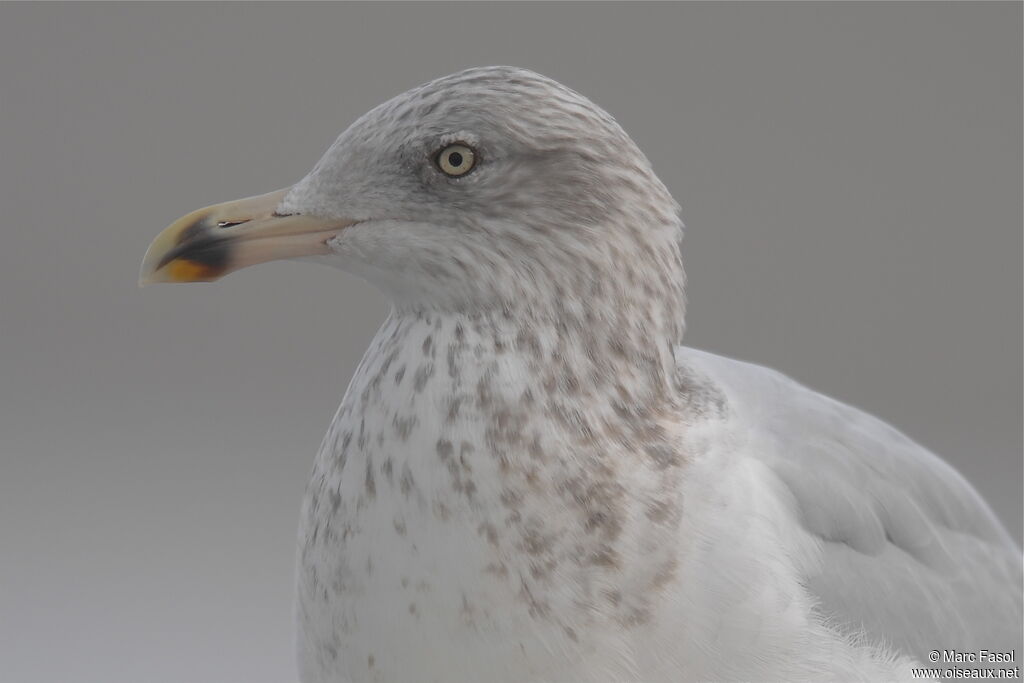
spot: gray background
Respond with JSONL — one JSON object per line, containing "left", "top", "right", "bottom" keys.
{"left": 1, "top": 3, "right": 1019, "bottom": 682}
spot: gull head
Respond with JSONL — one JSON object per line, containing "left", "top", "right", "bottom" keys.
{"left": 141, "top": 67, "right": 685, "bottom": 319}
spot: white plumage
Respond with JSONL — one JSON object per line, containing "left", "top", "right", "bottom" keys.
{"left": 296, "top": 326, "right": 1020, "bottom": 683}
{"left": 144, "top": 67, "right": 1022, "bottom": 682}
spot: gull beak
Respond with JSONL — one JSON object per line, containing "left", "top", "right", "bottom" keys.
{"left": 139, "top": 188, "right": 353, "bottom": 285}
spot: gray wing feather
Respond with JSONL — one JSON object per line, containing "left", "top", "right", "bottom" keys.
{"left": 678, "top": 346, "right": 1023, "bottom": 661}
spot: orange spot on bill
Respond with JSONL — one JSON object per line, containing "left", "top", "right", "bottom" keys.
{"left": 165, "top": 259, "right": 220, "bottom": 282}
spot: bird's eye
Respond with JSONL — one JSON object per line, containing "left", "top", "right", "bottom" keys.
{"left": 435, "top": 144, "right": 476, "bottom": 177}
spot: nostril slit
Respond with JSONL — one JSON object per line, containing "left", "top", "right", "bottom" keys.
{"left": 217, "top": 220, "right": 247, "bottom": 228}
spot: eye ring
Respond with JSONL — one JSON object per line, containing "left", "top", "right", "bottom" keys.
{"left": 435, "top": 143, "right": 477, "bottom": 177}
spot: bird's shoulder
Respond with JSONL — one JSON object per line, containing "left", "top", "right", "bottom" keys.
{"left": 674, "top": 345, "right": 1014, "bottom": 549}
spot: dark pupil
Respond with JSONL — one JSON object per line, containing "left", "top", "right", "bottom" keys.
{"left": 447, "top": 151, "right": 464, "bottom": 167}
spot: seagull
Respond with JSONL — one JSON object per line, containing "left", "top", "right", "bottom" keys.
{"left": 140, "top": 67, "right": 1022, "bottom": 682}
